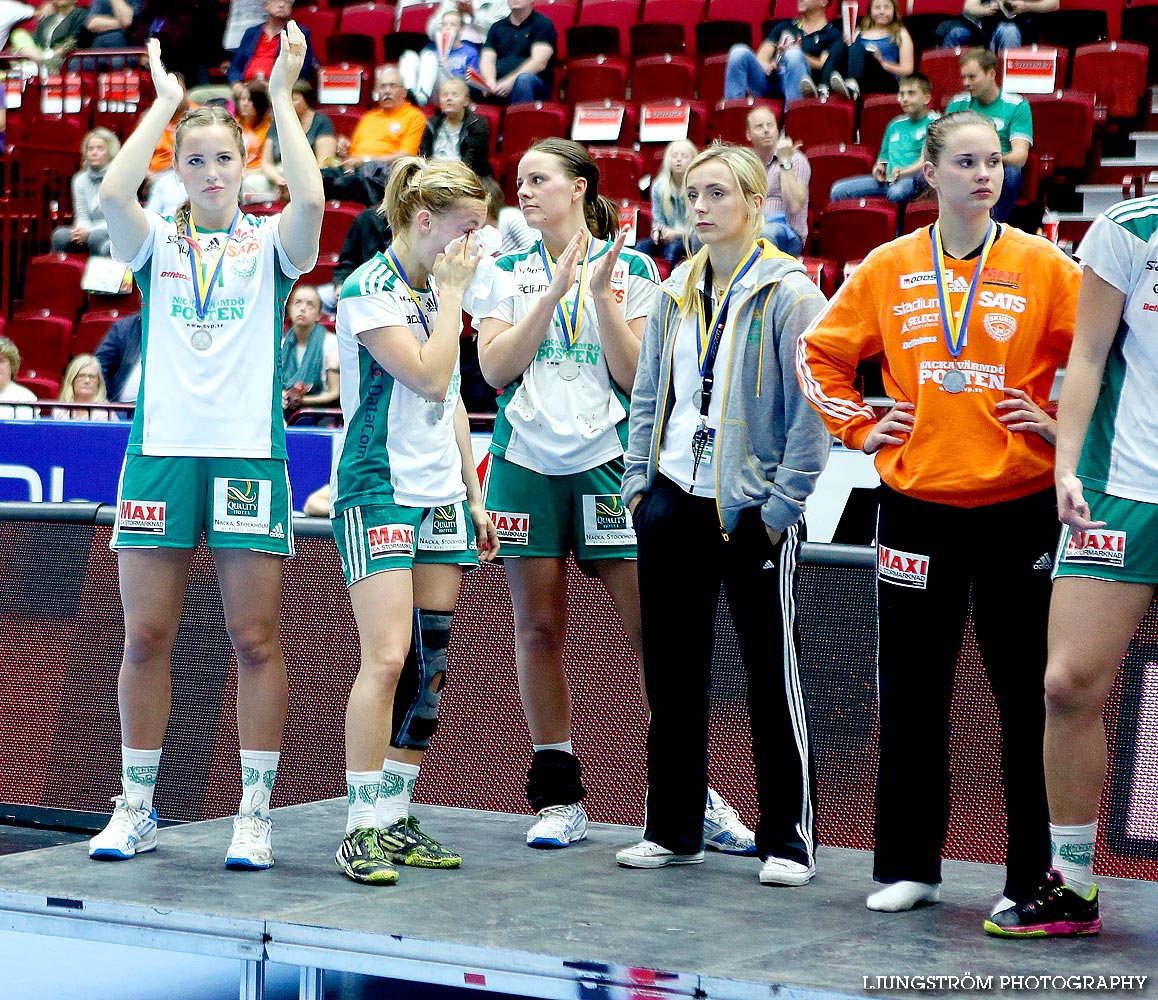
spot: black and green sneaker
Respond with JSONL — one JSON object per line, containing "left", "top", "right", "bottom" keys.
{"left": 984, "top": 870, "right": 1101, "bottom": 937}
{"left": 336, "top": 827, "right": 399, "bottom": 885}
{"left": 379, "top": 816, "right": 462, "bottom": 869}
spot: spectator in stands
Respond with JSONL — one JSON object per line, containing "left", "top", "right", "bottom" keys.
{"left": 938, "top": 0, "right": 1059, "bottom": 52}
{"left": 52, "top": 353, "right": 112, "bottom": 421}
{"left": 479, "top": 174, "right": 536, "bottom": 256}
{"left": 746, "top": 105, "right": 809, "bottom": 257}
{"left": 280, "top": 284, "right": 338, "bottom": 413}
{"left": 810, "top": 0, "right": 915, "bottom": 101}
{"left": 400, "top": 9, "right": 482, "bottom": 107}
{"left": 9, "top": 0, "right": 87, "bottom": 67}
{"left": 322, "top": 65, "right": 427, "bottom": 204}
{"left": 87, "top": 28, "right": 323, "bottom": 870}
{"left": 238, "top": 82, "right": 274, "bottom": 198}
{"left": 798, "top": 110, "right": 1079, "bottom": 925}
{"left": 946, "top": 48, "right": 1031, "bottom": 222}
{"left": 52, "top": 127, "right": 121, "bottom": 257}
{"left": 94, "top": 311, "right": 143, "bottom": 403}
{"left": 419, "top": 78, "right": 492, "bottom": 179}
{"left": 830, "top": 74, "right": 937, "bottom": 225}
{"left": 618, "top": 142, "right": 827, "bottom": 881}
{"left": 0, "top": 336, "right": 37, "bottom": 420}
{"left": 724, "top": 0, "right": 840, "bottom": 108}
{"left": 478, "top": 0, "right": 556, "bottom": 105}
{"left": 259, "top": 81, "right": 336, "bottom": 201}
{"left": 85, "top": 0, "right": 144, "bottom": 53}
{"left": 228, "top": 0, "right": 314, "bottom": 87}
{"left": 635, "top": 139, "right": 697, "bottom": 268}
{"left": 317, "top": 200, "right": 394, "bottom": 313}
{"left": 420, "top": 0, "right": 509, "bottom": 47}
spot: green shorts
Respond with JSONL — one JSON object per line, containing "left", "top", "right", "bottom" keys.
{"left": 482, "top": 453, "right": 637, "bottom": 565}
{"left": 1054, "top": 486, "right": 1158, "bottom": 585}
{"left": 112, "top": 455, "right": 293, "bottom": 555}
{"left": 332, "top": 500, "right": 478, "bottom": 587}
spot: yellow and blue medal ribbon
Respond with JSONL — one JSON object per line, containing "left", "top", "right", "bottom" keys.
{"left": 385, "top": 249, "right": 432, "bottom": 337}
{"left": 931, "top": 220, "right": 996, "bottom": 392}
{"left": 539, "top": 236, "right": 592, "bottom": 352}
{"left": 695, "top": 245, "right": 761, "bottom": 377}
{"left": 185, "top": 209, "right": 241, "bottom": 322}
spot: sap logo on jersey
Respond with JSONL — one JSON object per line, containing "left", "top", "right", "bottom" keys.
{"left": 877, "top": 545, "right": 930, "bottom": 589}
{"left": 119, "top": 500, "right": 166, "bottom": 534}
{"left": 1063, "top": 529, "right": 1126, "bottom": 566}
{"left": 488, "top": 511, "right": 529, "bottom": 544}
{"left": 368, "top": 524, "right": 415, "bottom": 559}
{"left": 977, "top": 291, "right": 1026, "bottom": 313}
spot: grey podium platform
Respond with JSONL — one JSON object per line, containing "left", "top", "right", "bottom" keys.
{"left": 0, "top": 801, "right": 1154, "bottom": 1000}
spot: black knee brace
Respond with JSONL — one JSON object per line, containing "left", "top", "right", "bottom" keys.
{"left": 390, "top": 609, "right": 452, "bottom": 751}
{"left": 526, "top": 749, "right": 587, "bottom": 812}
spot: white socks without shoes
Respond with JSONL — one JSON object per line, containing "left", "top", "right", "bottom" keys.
{"left": 866, "top": 880, "right": 941, "bottom": 912}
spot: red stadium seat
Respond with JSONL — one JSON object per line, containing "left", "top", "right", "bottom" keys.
{"left": 631, "top": 54, "right": 698, "bottom": 105}
{"left": 1039, "top": 0, "right": 1124, "bottom": 46}
{"left": 396, "top": 1, "right": 439, "bottom": 34}
{"left": 1071, "top": 41, "right": 1148, "bottom": 119}
{"left": 16, "top": 375, "right": 59, "bottom": 400}
{"left": 695, "top": 20, "right": 757, "bottom": 56}
{"left": 783, "top": 94, "right": 855, "bottom": 148}
{"left": 72, "top": 310, "right": 127, "bottom": 356}
{"left": 698, "top": 53, "right": 730, "bottom": 109}
{"left": 382, "top": 31, "right": 428, "bottom": 65}
{"left": 471, "top": 102, "right": 503, "bottom": 153}
{"left": 857, "top": 93, "right": 901, "bottom": 154}
{"left": 589, "top": 147, "right": 645, "bottom": 201}
{"left": 20, "top": 253, "right": 87, "bottom": 320}
{"left": 300, "top": 253, "right": 340, "bottom": 288}
{"left": 325, "top": 33, "right": 377, "bottom": 76}
{"left": 917, "top": 46, "right": 966, "bottom": 111}
{"left": 801, "top": 256, "right": 839, "bottom": 298}
{"left": 710, "top": 97, "right": 783, "bottom": 144}
{"left": 805, "top": 143, "right": 876, "bottom": 216}
{"left": 326, "top": 105, "right": 365, "bottom": 138}
{"left": 320, "top": 201, "right": 364, "bottom": 256}
{"left": 903, "top": 0, "right": 965, "bottom": 55}
{"left": 1025, "top": 90, "right": 1094, "bottom": 177}
{"left": 563, "top": 56, "right": 629, "bottom": 106}
{"left": 901, "top": 198, "right": 940, "bottom": 236}
{"left": 814, "top": 199, "right": 898, "bottom": 267}
{"left": 565, "top": 23, "right": 622, "bottom": 59}
{"left": 574, "top": 0, "right": 641, "bottom": 56}
{"left": 630, "top": 22, "right": 687, "bottom": 59}
{"left": 640, "top": 0, "right": 706, "bottom": 54}
{"left": 339, "top": 3, "right": 394, "bottom": 64}
{"left": 8, "top": 311, "right": 73, "bottom": 379}
{"left": 500, "top": 101, "right": 569, "bottom": 159}
{"left": 294, "top": 5, "right": 339, "bottom": 55}
{"left": 706, "top": 0, "right": 765, "bottom": 48}
{"left": 538, "top": 0, "right": 579, "bottom": 60}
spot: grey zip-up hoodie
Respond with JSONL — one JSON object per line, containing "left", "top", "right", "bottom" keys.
{"left": 622, "top": 247, "right": 831, "bottom": 535}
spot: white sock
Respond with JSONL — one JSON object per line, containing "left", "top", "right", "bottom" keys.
{"left": 239, "top": 749, "right": 279, "bottom": 818}
{"left": 991, "top": 895, "right": 1015, "bottom": 916}
{"left": 121, "top": 746, "right": 161, "bottom": 810}
{"left": 345, "top": 770, "right": 380, "bottom": 834}
{"left": 866, "top": 881, "right": 941, "bottom": 912}
{"left": 374, "top": 759, "right": 420, "bottom": 828}
{"left": 534, "top": 740, "right": 573, "bottom": 755}
{"left": 1051, "top": 821, "right": 1097, "bottom": 895}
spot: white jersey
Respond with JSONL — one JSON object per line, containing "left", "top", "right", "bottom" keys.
{"left": 331, "top": 252, "right": 466, "bottom": 511}
{"left": 1074, "top": 195, "right": 1158, "bottom": 502}
{"left": 123, "top": 210, "right": 304, "bottom": 459}
{"left": 484, "top": 239, "right": 659, "bottom": 476}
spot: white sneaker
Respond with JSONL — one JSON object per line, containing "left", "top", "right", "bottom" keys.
{"left": 616, "top": 840, "right": 705, "bottom": 868}
{"left": 759, "top": 855, "right": 816, "bottom": 885}
{"left": 799, "top": 77, "right": 819, "bottom": 98}
{"left": 226, "top": 814, "right": 274, "bottom": 870}
{"left": 526, "top": 803, "right": 587, "bottom": 848}
{"left": 703, "top": 788, "right": 756, "bottom": 855}
{"left": 89, "top": 796, "right": 158, "bottom": 860}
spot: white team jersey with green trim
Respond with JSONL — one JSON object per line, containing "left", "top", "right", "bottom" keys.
{"left": 1074, "top": 195, "right": 1158, "bottom": 503}
{"left": 484, "top": 240, "right": 659, "bottom": 476}
{"left": 331, "top": 253, "right": 466, "bottom": 512}
{"left": 123, "top": 210, "right": 302, "bottom": 459}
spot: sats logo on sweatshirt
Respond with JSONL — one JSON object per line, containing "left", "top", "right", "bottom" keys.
{"left": 877, "top": 545, "right": 930, "bottom": 589}
{"left": 1062, "top": 529, "right": 1126, "bottom": 566}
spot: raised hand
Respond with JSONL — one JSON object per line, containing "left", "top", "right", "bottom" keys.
{"left": 269, "top": 20, "right": 308, "bottom": 99}
{"left": 547, "top": 230, "right": 585, "bottom": 303}
{"left": 591, "top": 225, "right": 629, "bottom": 299}
{"left": 147, "top": 38, "right": 184, "bottom": 107}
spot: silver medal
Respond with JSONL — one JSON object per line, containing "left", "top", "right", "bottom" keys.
{"left": 190, "top": 330, "right": 213, "bottom": 351}
{"left": 943, "top": 366, "right": 966, "bottom": 394}
{"left": 692, "top": 388, "right": 703, "bottom": 408}
{"left": 558, "top": 359, "right": 580, "bottom": 381}
{"left": 427, "top": 401, "right": 446, "bottom": 424}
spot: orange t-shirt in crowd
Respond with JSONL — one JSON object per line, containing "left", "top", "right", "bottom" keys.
{"left": 796, "top": 225, "right": 1081, "bottom": 507}
{"left": 150, "top": 123, "right": 177, "bottom": 173}
{"left": 349, "top": 104, "right": 426, "bottom": 161}
{"left": 243, "top": 119, "right": 271, "bottom": 169}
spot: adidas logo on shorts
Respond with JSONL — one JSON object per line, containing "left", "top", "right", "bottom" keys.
{"left": 270, "top": 523, "right": 285, "bottom": 539}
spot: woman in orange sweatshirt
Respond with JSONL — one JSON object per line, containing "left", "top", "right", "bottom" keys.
{"left": 796, "top": 112, "right": 1080, "bottom": 929}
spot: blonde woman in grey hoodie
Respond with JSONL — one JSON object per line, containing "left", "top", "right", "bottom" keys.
{"left": 619, "top": 142, "right": 830, "bottom": 885}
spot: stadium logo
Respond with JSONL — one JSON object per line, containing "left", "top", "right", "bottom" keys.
{"left": 226, "top": 480, "right": 260, "bottom": 518}
{"left": 487, "top": 511, "right": 529, "bottom": 544}
{"left": 368, "top": 524, "right": 415, "bottom": 558}
{"left": 877, "top": 545, "right": 930, "bottom": 589}
{"left": 119, "top": 500, "right": 166, "bottom": 534}
{"left": 594, "top": 495, "right": 628, "bottom": 532}
{"left": 984, "top": 313, "right": 1017, "bottom": 342}
{"left": 432, "top": 505, "right": 458, "bottom": 535}
{"left": 1063, "top": 529, "right": 1126, "bottom": 566}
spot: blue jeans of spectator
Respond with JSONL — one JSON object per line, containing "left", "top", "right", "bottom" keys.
{"left": 941, "top": 20, "right": 1021, "bottom": 51}
{"left": 762, "top": 213, "right": 804, "bottom": 256}
{"left": 509, "top": 72, "right": 550, "bottom": 104}
{"left": 724, "top": 44, "right": 811, "bottom": 106}
{"left": 635, "top": 236, "right": 688, "bottom": 266}
{"left": 829, "top": 173, "right": 926, "bottom": 235}
{"left": 993, "top": 164, "right": 1021, "bottom": 222}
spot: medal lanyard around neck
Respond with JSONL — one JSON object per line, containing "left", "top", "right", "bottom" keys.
{"left": 931, "top": 220, "right": 996, "bottom": 362}
{"left": 539, "top": 236, "right": 593, "bottom": 351}
{"left": 694, "top": 245, "right": 760, "bottom": 419}
{"left": 385, "top": 248, "right": 431, "bottom": 337}
{"left": 185, "top": 208, "right": 241, "bottom": 322}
